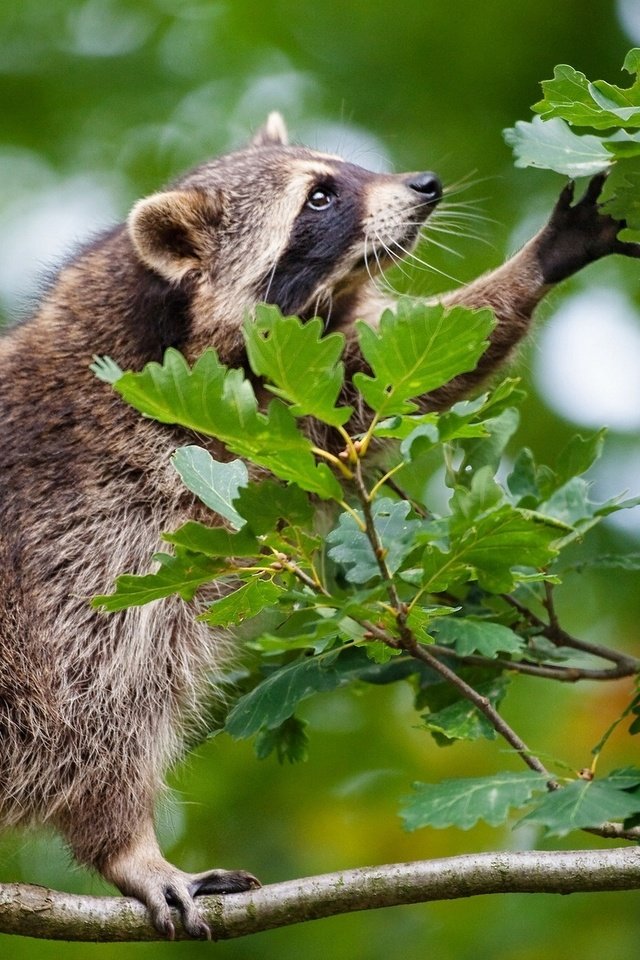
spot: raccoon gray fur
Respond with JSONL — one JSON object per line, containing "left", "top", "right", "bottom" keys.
{"left": 0, "top": 112, "right": 637, "bottom": 939}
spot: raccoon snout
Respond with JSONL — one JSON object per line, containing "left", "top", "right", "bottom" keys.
{"left": 406, "top": 172, "right": 442, "bottom": 205}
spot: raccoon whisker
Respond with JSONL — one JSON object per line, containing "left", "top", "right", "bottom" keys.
{"left": 363, "top": 235, "right": 394, "bottom": 290}
{"left": 370, "top": 241, "right": 400, "bottom": 295}
{"left": 428, "top": 221, "right": 493, "bottom": 245}
{"left": 425, "top": 223, "right": 492, "bottom": 247}
{"left": 368, "top": 236, "right": 409, "bottom": 298}
{"left": 325, "top": 292, "right": 334, "bottom": 328}
{"left": 440, "top": 199, "right": 491, "bottom": 211}
{"left": 432, "top": 208, "right": 495, "bottom": 228}
{"left": 262, "top": 259, "right": 279, "bottom": 304}
{"left": 362, "top": 235, "right": 378, "bottom": 286}
{"left": 391, "top": 236, "right": 464, "bottom": 285}
{"left": 319, "top": 289, "right": 333, "bottom": 327}
{"left": 420, "top": 234, "right": 464, "bottom": 259}
{"left": 429, "top": 224, "right": 488, "bottom": 242}
{"left": 443, "top": 172, "right": 495, "bottom": 198}
{"left": 376, "top": 234, "right": 415, "bottom": 284}
{"left": 434, "top": 212, "right": 495, "bottom": 230}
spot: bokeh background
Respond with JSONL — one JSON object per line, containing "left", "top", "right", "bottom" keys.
{"left": 1, "top": 1, "right": 640, "bottom": 957}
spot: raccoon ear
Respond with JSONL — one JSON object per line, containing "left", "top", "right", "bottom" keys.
{"left": 251, "top": 111, "right": 289, "bottom": 147}
{"left": 127, "top": 189, "right": 222, "bottom": 282}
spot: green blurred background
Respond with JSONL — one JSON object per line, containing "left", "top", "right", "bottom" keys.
{"left": 1, "top": 0, "right": 640, "bottom": 956}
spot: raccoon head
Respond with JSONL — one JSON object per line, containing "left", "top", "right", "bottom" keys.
{"left": 127, "top": 113, "right": 441, "bottom": 357}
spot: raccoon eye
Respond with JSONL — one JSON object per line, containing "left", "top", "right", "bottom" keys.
{"left": 306, "top": 187, "right": 334, "bottom": 210}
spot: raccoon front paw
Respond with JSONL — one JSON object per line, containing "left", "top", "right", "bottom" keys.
{"left": 536, "top": 172, "right": 640, "bottom": 284}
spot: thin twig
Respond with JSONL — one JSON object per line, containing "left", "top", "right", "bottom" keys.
{"left": 543, "top": 581, "right": 560, "bottom": 631}
{"left": 401, "top": 639, "right": 552, "bottom": 778}
{"left": 503, "top": 594, "right": 640, "bottom": 670}
{"left": 272, "top": 552, "right": 330, "bottom": 596}
{"left": 351, "top": 463, "right": 553, "bottom": 779}
{"left": 427, "top": 644, "right": 639, "bottom": 682}
{"left": 352, "top": 460, "right": 413, "bottom": 644}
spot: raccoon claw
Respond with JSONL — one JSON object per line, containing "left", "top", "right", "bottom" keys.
{"left": 188, "top": 867, "right": 262, "bottom": 897}
{"left": 537, "top": 172, "right": 636, "bottom": 283}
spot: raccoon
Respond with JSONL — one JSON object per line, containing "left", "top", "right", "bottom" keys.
{"left": 0, "top": 112, "right": 637, "bottom": 939}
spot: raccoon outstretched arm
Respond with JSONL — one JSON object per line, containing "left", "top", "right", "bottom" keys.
{"left": 423, "top": 174, "right": 640, "bottom": 410}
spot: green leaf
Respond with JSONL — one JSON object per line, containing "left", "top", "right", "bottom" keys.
{"left": 604, "top": 154, "right": 640, "bottom": 233}
{"left": 457, "top": 506, "right": 562, "bottom": 592}
{"left": 199, "top": 578, "right": 285, "bottom": 627}
{"left": 225, "top": 648, "right": 377, "bottom": 737}
{"left": 244, "top": 305, "right": 351, "bottom": 426}
{"left": 163, "top": 521, "right": 259, "bottom": 557}
{"left": 602, "top": 766, "right": 640, "bottom": 788}
{"left": 507, "top": 448, "right": 541, "bottom": 503}
{"left": 521, "top": 777, "right": 640, "bottom": 837}
{"left": 449, "top": 467, "right": 505, "bottom": 523}
{"left": 538, "top": 478, "right": 596, "bottom": 527}
{"left": 601, "top": 130, "right": 640, "bottom": 163}
{"left": 171, "top": 446, "right": 248, "bottom": 529}
{"left": 233, "top": 480, "right": 313, "bottom": 535}
{"left": 503, "top": 116, "right": 613, "bottom": 177}
{"left": 249, "top": 610, "right": 341, "bottom": 656}
{"left": 353, "top": 302, "right": 494, "bottom": 417}
{"left": 555, "top": 429, "right": 606, "bottom": 486}
{"left": 400, "top": 421, "right": 441, "bottom": 460}
{"left": 432, "top": 617, "right": 525, "bottom": 657}
{"left": 532, "top": 64, "right": 639, "bottom": 129}
{"left": 457, "top": 407, "right": 520, "bottom": 479}
{"left": 254, "top": 716, "right": 309, "bottom": 764}
{"left": 422, "top": 677, "right": 510, "bottom": 743}
{"left": 418, "top": 476, "right": 564, "bottom": 594}
{"left": 106, "top": 348, "right": 342, "bottom": 500}
{"left": 589, "top": 52, "right": 640, "bottom": 125}
{"left": 225, "top": 653, "right": 343, "bottom": 737}
{"left": 537, "top": 478, "right": 637, "bottom": 534}
{"left": 327, "top": 497, "right": 422, "bottom": 584}
{"left": 401, "top": 771, "right": 547, "bottom": 831}
{"left": 92, "top": 552, "right": 225, "bottom": 612}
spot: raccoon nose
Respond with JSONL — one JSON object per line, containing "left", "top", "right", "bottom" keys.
{"left": 407, "top": 172, "right": 442, "bottom": 204}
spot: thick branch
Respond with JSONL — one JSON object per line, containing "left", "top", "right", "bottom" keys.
{"left": 1, "top": 848, "right": 639, "bottom": 942}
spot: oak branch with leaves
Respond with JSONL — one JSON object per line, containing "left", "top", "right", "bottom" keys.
{"left": 90, "top": 301, "right": 640, "bottom": 836}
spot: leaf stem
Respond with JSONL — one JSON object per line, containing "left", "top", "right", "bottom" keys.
{"left": 357, "top": 413, "right": 381, "bottom": 458}
{"left": 352, "top": 461, "right": 413, "bottom": 646}
{"left": 368, "top": 462, "right": 406, "bottom": 502}
{"left": 336, "top": 425, "right": 358, "bottom": 462}
{"left": 311, "top": 446, "right": 354, "bottom": 480}
{"left": 338, "top": 500, "right": 367, "bottom": 532}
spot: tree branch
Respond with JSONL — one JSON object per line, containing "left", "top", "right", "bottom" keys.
{"left": 427, "top": 644, "right": 639, "bottom": 682}
{"left": 1, "top": 848, "right": 639, "bottom": 942}
{"left": 503, "top": 593, "right": 640, "bottom": 671}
